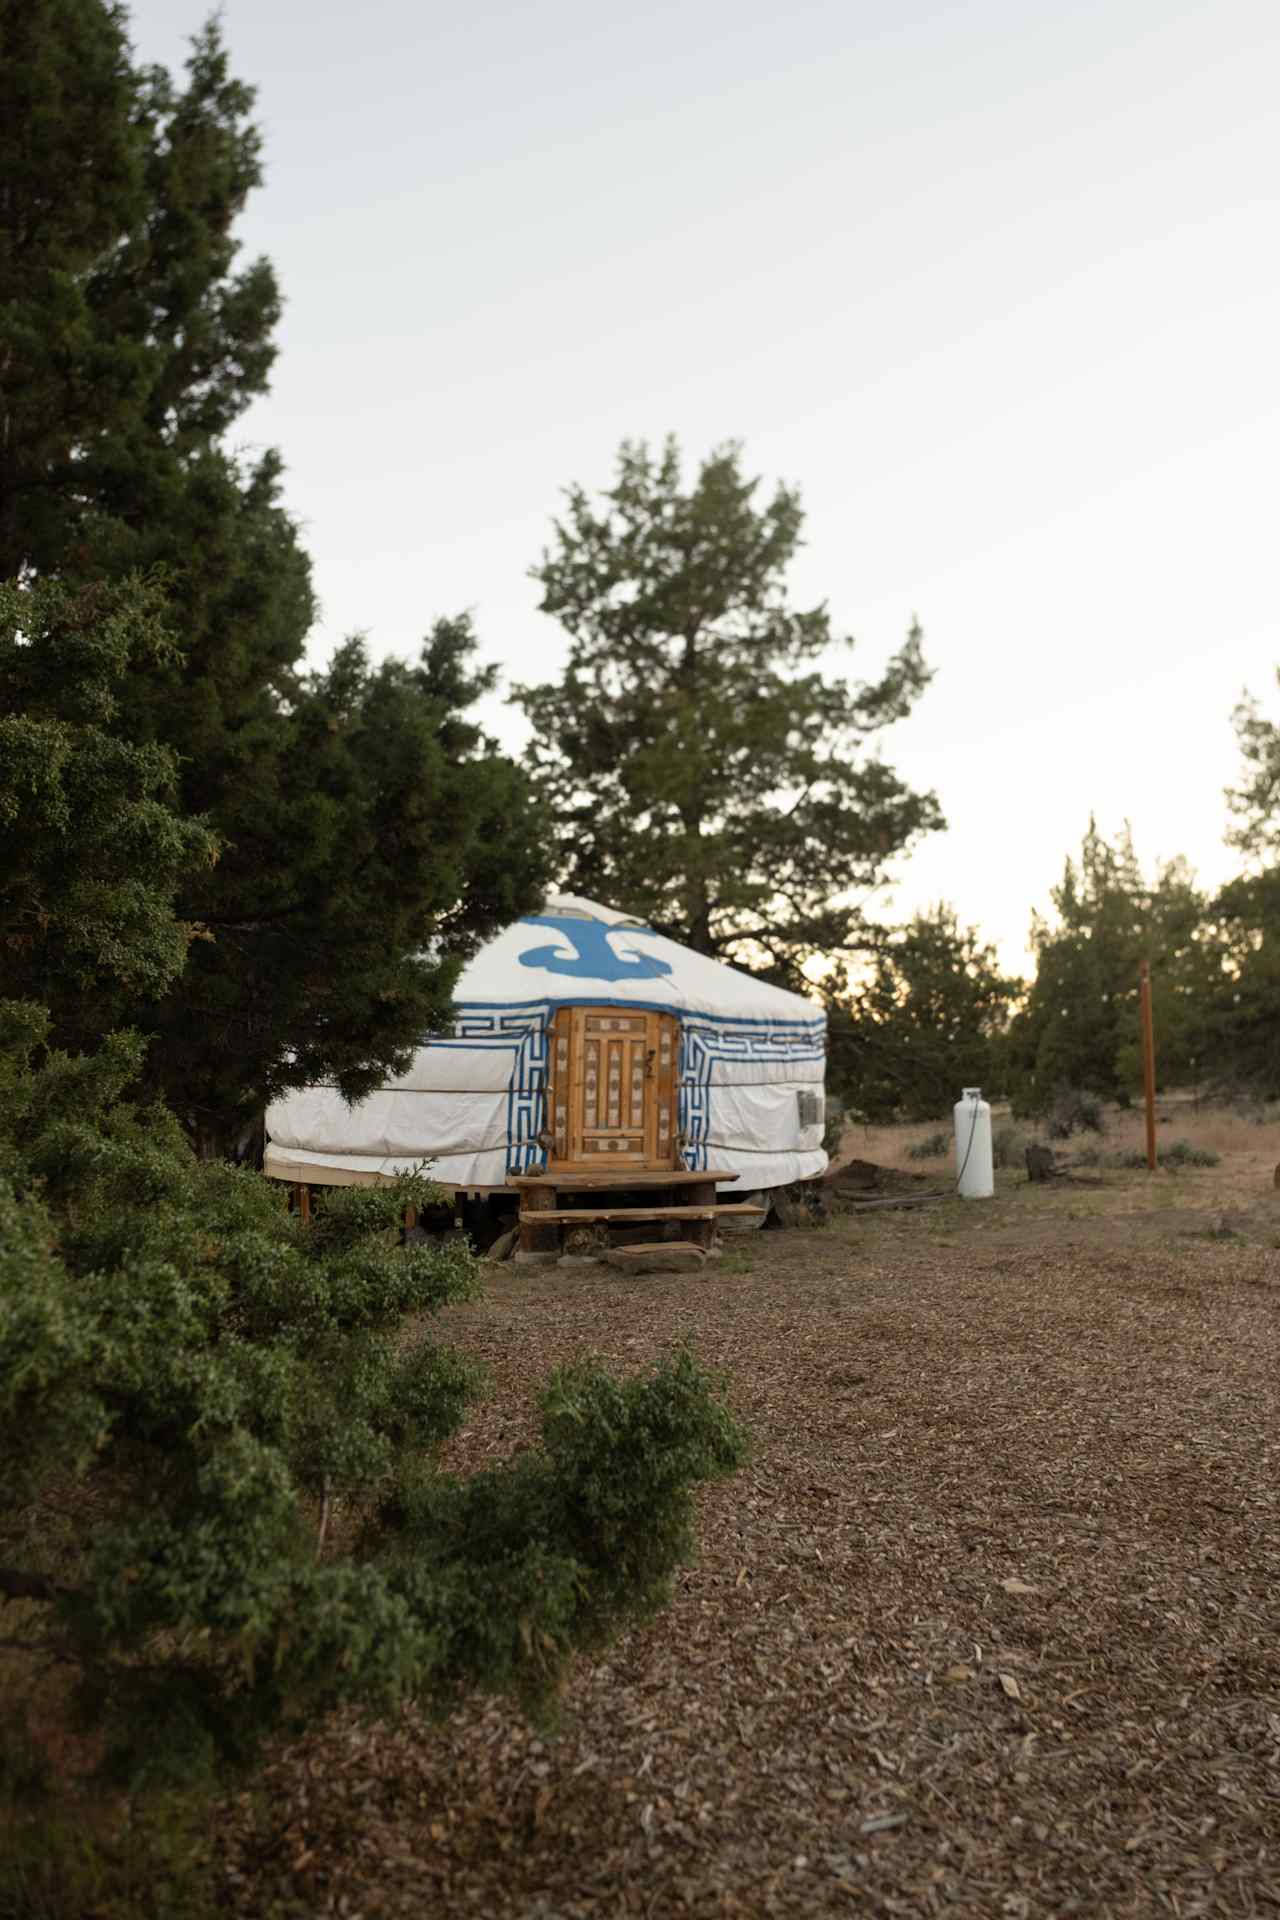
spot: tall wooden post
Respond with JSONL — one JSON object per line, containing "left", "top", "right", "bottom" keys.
{"left": 1139, "top": 960, "right": 1157, "bottom": 1172}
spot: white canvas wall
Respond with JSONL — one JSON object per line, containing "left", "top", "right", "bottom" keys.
{"left": 265, "top": 897, "right": 828, "bottom": 1192}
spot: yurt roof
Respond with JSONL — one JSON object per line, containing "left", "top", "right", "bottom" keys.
{"left": 454, "top": 894, "right": 823, "bottom": 1030}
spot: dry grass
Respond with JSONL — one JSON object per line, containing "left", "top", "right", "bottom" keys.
{"left": 192, "top": 1142, "right": 1280, "bottom": 1919}
{"left": 846, "top": 1097, "right": 1280, "bottom": 1182}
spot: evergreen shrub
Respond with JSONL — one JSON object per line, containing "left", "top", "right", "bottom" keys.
{"left": 0, "top": 1008, "right": 746, "bottom": 1790}
{"left": 906, "top": 1130, "right": 951, "bottom": 1160}
{"left": 991, "top": 1124, "right": 1028, "bottom": 1169}
{"left": 1159, "top": 1139, "right": 1220, "bottom": 1168}
{"left": 1044, "top": 1087, "right": 1106, "bottom": 1139}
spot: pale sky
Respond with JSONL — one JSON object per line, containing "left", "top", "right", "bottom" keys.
{"left": 129, "top": 0, "right": 1280, "bottom": 973}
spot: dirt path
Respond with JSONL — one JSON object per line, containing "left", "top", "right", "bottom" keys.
{"left": 220, "top": 1176, "right": 1280, "bottom": 1917}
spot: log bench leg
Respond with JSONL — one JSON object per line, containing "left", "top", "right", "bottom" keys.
{"left": 686, "top": 1179, "right": 716, "bottom": 1250}
{"left": 518, "top": 1185, "right": 561, "bottom": 1262}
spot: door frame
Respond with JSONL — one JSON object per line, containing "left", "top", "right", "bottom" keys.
{"left": 546, "top": 1006, "right": 679, "bottom": 1171}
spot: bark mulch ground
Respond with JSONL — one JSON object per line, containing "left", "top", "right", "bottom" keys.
{"left": 216, "top": 1184, "right": 1280, "bottom": 1918}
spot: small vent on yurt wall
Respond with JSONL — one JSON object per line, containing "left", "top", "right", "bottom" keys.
{"left": 797, "top": 1089, "right": 824, "bottom": 1128}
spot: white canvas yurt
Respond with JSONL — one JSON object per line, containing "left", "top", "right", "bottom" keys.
{"left": 264, "top": 895, "right": 827, "bottom": 1197}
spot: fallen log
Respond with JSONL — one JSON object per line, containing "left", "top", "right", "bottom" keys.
{"left": 840, "top": 1190, "right": 948, "bottom": 1212}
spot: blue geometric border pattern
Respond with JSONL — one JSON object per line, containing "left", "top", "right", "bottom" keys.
{"left": 678, "top": 1029, "right": 715, "bottom": 1170}
{"left": 451, "top": 1000, "right": 827, "bottom": 1179}
{"left": 453, "top": 1003, "right": 550, "bottom": 1041}
{"left": 677, "top": 1014, "right": 827, "bottom": 1172}
{"left": 453, "top": 1001, "right": 551, "bottom": 1175}
{"left": 507, "top": 1025, "right": 550, "bottom": 1174}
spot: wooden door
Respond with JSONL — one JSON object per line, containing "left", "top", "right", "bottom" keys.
{"left": 547, "top": 1008, "right": 678, "bottom": 1170}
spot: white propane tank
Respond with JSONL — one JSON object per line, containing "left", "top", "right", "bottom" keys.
{"left": 954, "top": 1087, "right": 994, "bottom": 1198}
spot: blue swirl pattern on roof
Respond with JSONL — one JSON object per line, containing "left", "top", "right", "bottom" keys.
{"left": 517, "top": 913, "right": 673, "bottom": 983}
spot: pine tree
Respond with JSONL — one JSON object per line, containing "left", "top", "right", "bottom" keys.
{"left": 1006, "top": 820, "right": 1214, "bottom": 1108}
{"left": 514, "top": 438, "right": 943, "bottom": 984}
{"left": 826, "top": 906, "right": 1021, "bottom": 1123}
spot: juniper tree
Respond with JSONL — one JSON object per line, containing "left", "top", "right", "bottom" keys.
{"left": 1202, "top": 870, "right": 1280, "bottom": 1097}
{"left": 1196, "top": 682, "right": 1280, "bottom": 1094}
{"left": 826, "top": 906, "right": 1021, "bottom": 1123}
{"left": 1005, "top": 820, "right": 1215, "bottom": 1109}
{"left": 142, "top": 618, "right": 551, "bottom": 1155}
{"left": 1225, "top": 676, "right": 1280, "bottom": 864}
{"left": 0, "top": 5, "right": 284, "bottom": 581}
{"left": 514, "top": 438, "right": 943, "bottom": 985}
{"left": 1, "top": 1, "right": 550, "bottom": 1150}
{"left": 0, "top": 1014, "right": 746, "bottom": 1788}
{"left": 0, "top": 1, "right": 747, "bottom": 1808}
{"left": 0, "top": 574, "right": 218, "bottom": 1047}
{"left": 0, "top": 582, "right": 745, "bottom": 1792}
{"left": 0, "top": 0, "right": 148, "bottom": 579}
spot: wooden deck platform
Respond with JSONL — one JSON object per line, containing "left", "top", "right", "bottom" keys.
{"left": 512, "top": 1169, "right": 739, "bottom": 1190}
{"left": 517, "top": 1203, "right": 767, "bottom": 1225}
{"left": 515, "top": 1166, "right": 749, "bottom": 1258}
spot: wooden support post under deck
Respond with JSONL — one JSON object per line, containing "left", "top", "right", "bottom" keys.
{"left": 518, "top": 1183, "right": 560, "bottom": 1259}
{"left": 685, "top": 1177, "right": 717, "bottom": 1249}
{"left": 293, "top": 1182, "right": 311, "bottom": 1223}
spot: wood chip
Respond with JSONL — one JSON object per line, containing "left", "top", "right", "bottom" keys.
{"left": 195, "top": 1181, "right": 1280, "bottom": 1919}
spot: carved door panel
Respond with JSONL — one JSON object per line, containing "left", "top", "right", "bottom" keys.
{"left": 547, "top": 1008, "right": 678, "bottom": 1169}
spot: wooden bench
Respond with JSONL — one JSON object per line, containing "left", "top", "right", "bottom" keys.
{"left": 513, "top": 1170, "right": 739, "bottom": 1190}
{"left": 516, "top": 1203, "right": 766, "bottom": 1225}
{"left": 513, "top": 1168, "right": 750, "bottom": 1258}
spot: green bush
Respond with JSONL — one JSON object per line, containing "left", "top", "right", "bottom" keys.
{"left": 906, "top": 1129, "right": 951, "bottom": 1161}
{"left": 1092, "top": 1140, "right": 1221, "bottom": 1170}
{"left": 991, "top": 1124, "right": 1028, "bottom": 1169}
{"left": 0, "top": 1007, "right": 748, "bottom": 1790}
{"left": 1160, "top": 1138, "right": 1221, "bottom": 1168}
{"left": 1044, "top": 1087, "right": 1106, "bottom": 1139}
{"left": 0, "top": 1797, "right": 218, "bottom": 1920}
